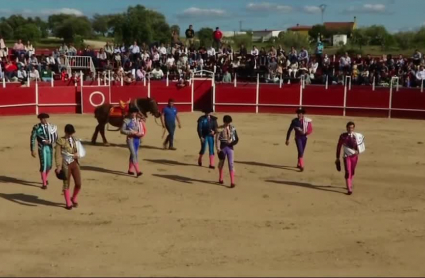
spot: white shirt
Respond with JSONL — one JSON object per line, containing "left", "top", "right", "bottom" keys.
{"left": 151, "top": 68, "right": 164, "bottom": 79}
{"left": 130, "top": 45, "right": 140, "bottom": 54}
{"left": 166, "top": 57, "right": 175, "bottom": 67}
{"left": 159, "top": 47, "right": 167, "bottom": 55}
{"left": 153, "top": 52, "right": 160, "bottom": 61}
{"left": 340, "top": 56, "right": 351, "bottom": 66}
{"left": 18, "top": 70, "right": 27, "bottom": 79}
{"left": 207, "top": 48, "right": 216, "bottom": 57}
{"left": 416, "top": 70, "right": 425, "bottom": 81}
{"left": 30, "top": 70, "right": 40, "bottom": 79}
{"left": 251, "top": 48, "right": 259, "bottom": 56}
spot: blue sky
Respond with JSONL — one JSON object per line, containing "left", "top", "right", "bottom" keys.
{"left": 0, "top": 0, "right": 424, "bottom": 33}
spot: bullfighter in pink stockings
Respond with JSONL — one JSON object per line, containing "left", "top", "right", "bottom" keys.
{"left": 336, "top": 121, "right": 365, "bottom": 195}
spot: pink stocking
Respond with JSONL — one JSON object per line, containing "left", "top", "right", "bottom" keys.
{"left": 41, "top": 172, "right": 47, "bottom": 186}
{"left": 219, "top": 168, "right": 224, "bottom": 182}
{"left": 230, "top": 171, "right": 235, "bottom": 184}
{"left": 72, "top": 187, "right": 81, "bottom": 203}
{"left": 134, "top": 163, "right": 141, "bottom": 173}
{"left": 128, "top": 161, "right": 135, "bottom": 172}
{"left": 209, "top": 155, "right": 214, "bottom": 166}
{"left": 63, "top": 189, "right": 72, "bottom": 207}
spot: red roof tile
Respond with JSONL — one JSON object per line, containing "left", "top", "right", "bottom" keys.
{"left": 324, "top": 22, "right": 355, "bottom": 30}
{"left": 287, "top": 25, "right": 312, "bottom": 31}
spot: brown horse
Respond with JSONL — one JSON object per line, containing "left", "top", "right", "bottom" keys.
{"left": 91, "top": 98, "right": 161, "bottom": 145}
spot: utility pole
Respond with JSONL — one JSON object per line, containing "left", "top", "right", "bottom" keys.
{"left": 319, "top": 4, "right": 327, "bottom": 24}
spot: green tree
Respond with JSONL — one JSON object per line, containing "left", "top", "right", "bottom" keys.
{"left": 394, "top": 31, "right": 415, "bottom": 49}
{"left": 0, "top": 22, "right": 13, "bottom": 39}
{"left": 413, "top": 27, "right": 425, "bottom": 47}
{"left": 34, "top": 17, "right": 49, "bottom": 38}
{"left": 14, "top": 23, "right": 42, "bottom": 43}
{"left": 277, "top": 31, "right": 311, "bottom": 51}
{"left": 51, "top": 15, "right": 93, "bottom": 43}
{"left": 92, "top": 14, "right": 109, "bottom": 36}
{"left": 308, "top": 24, "right": 328, "bottom": 42}
{"left": 197, "top": 27, "right": 214, "bottom": 47}
{"left": 6, "top": 15, "right": 27, "bottom": 30}
{"left": 351, "top": 28, "right": 369, "bottom": 50}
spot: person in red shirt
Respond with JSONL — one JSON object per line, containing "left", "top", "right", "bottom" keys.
{"left": 4, "top": 60, "right": 18, "bottom": 81}
{"left": 213, "top": 27, "right": 223, "bottom": 50}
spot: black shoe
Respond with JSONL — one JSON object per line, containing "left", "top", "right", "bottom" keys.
{"left": 209, "top": 165, "right": 215, "bottom": 169}
{"left": 219, "top": 180, "right": 224, "bottom": 185}
{"left": 41, "top": 186, "right": 47, "bottom": 190}
{"left": 347, "top": 191, "right": 353, "bottom": 195}
{"left": 65, "top": 205, "right": 73, "bottom": 210}
{"left": 230, "top": 183, "right": 236, "bottom": 188}
{"left": 128, "top": 171, "right": 135, "bottom": 175}
{"left": 137, "top": 172, "right": 143, "bottom": 177}
{"left": 71, "top": 198, "right": 78, "bottom": 208}
{"left": 169, "top": 147, "right": 177, "bottom": 151}
{"left": 46, "top": 181, "right": 49, "bottom": 185}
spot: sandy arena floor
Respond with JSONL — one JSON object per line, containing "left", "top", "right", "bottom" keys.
{"left": 0, "top": 112, "right": 425, "bottom": 277}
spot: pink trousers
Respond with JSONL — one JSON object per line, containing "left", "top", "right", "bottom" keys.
{"left": 344, "top": 155, "right": 358, "bottom": 192}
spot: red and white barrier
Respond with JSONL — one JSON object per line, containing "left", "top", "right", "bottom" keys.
{"left": 1, "top": 76, "right": 425, "bottom": 120}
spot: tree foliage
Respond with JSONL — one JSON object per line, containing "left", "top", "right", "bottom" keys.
{"left": 277, "top": 31, "right": 311, "bottom": 50}
{"left": 92, "top": 14, "right": 109, "bottom": 36}
{"left": 49, "top": 14, "right": 93, "bottom": 43}
{"left": 14, "top": 23, "right": 42, "bottom": 43}
{"left": 197, "top": 27, "right": 214, "bottom": 47}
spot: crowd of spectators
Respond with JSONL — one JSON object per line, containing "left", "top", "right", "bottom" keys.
{"left": 1, "top": 27, "right": 424, "bottom": 88}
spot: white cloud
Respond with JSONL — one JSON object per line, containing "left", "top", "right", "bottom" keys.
{"left": 177, "top": 7, "right": 229, "bottom": 19}
{"left": 246, "top": 2, "right": 293, "bottom": 13}
{"left": 343, "top": 3, "right": 389, "bottom": 14}
{"left": 39, "top": 8, "right": 84, "bottom": 16}
{"left": 302, "top": 6, "right": 322, "bottom": 14}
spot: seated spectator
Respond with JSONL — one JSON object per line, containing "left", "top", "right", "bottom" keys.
{"left": 16, "top": 53, "right": 27, "bottom": 70}
{"left": 124, "top": 72, "right": 134, "bottom": 85}
{"left": 97, "top": 48, "right": 108, "bottom": 68}
{"left": 207, "top": 46, "right": 216, "bottom": 58}
{"left": 113, "top": 44, "right": 122, "bottom": 67}
{"left": 339, "top": 52, "right": 351, "bottom": 73}
{"left": 298, "top": 47, "right": 309, "bottom": 64}
{"left": 308, "top": 58, "right": 318, "bottom": 75}
{"left": 288, "top": 59, "right": 299, "bottom": 78}
{"left": 68, "top": 44, "right": 77, "bottom": 56}
{"left": 29, "top": 54, "right": 39, "bottom": 71}
{"left": 222, "top": 70, "right": 231, "bottom": 83}
{"left": 41, "top": 66, "right": 53, "bottom": 82}
{"left": 251, "top": 46, "right": 259, "bottom": 57}
{"left": 104, "top": 42, "right": 113, "bottom": 59}
{"left": 136, "top": 68, "right": 145, "bottom": 81}
{"left": 59, "top": 43, "right": 68, "bottom": 56}
{"left": 352, "top": 64, "right": 359, "bottom": 83}
{"left": 13, "top": 39, "right": 25, "bottom": 57}
{"left": 85, "top": 72, "right": 95, "bottom": 82}
{"left": 25, "top": 41, "right": 35, "bottom": 58}
{"left": 17, "top": 67, "right": 27, "bottom": 84}
{"left": 151, "top": 66, "right": 164, "bottom": 80}
{"left": 4, "top": 60, "right": 18, "bottom": 81}
{"left": 29, "top": 67, "right": 40, "bottom": 81}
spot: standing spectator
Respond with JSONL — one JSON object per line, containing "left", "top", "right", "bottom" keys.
{"left": 239, "top": 44, "right": 247, "bottom": 58}
{"left": 104, "top": 42, "right": 113, "bottom": 60}
{"left": 59, "top": 43, "right": 68, "bottom": 56}
{"left": 185, "top": 25, "right": 195, "bottom": 46}
{"left": 412, "top": 50, "right": 423, "bottom": 66}
{"left": 416, "top": 66, "right": 425, "bottom": 87}
{"left": 0, "top": 36, "right": 7, "bottom": 58}
{"left": 207, "top": 45, "right": 216, "bottom": 58}
{"left": 213, "top": 27, "right": 223, "bottom": 49}
{"left": 339, "top": 52, "right": 351, "bottom": 74}
{"left": 67, "top": 44, "right": 77, "bottom": 56}
{"left": 97, "top": 48, "right": 108, "bottom": 69}
{"left": 129, "top": 41, "right": 140, "bottom": 61}
{"left": 315, "top": 40, "right": 323, "bottom": 67}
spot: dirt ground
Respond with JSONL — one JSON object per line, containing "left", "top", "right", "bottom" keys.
{"left": 1, "top": 112, "right": 425, "bottom": 277}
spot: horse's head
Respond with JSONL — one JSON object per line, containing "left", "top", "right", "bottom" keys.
{"left": 135, "top": 98, "right": 161, "bottom": 118}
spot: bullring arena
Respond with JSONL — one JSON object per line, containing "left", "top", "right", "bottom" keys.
{"left": 1, "top": 78, "right": 425, "bottom": 276}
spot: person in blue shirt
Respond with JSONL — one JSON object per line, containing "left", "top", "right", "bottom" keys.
{"left": 197, "top": 107, "right": 218, "bottom": 168}
{"left": 161, "top": 98, "right": 181, "bottom": 150}
{"left": 316, "top": 39, "right": 324, "bottom": 67}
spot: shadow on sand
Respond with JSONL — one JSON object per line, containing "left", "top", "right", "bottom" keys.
{"left": 265, "top": 180, "right": 346, "bottom": 194}
{"left": 236, "top": 161, "right": 301, "bottom": 172}
{"left": 81, "top": 141, "right": 164, "bottom": 151}
{"left": 0, "top": 193, "right": 64, "bottom": 208}
{"left": 152, "top": 174, "right": 228, "bottom": 187}
{"left": 0, "top": 176, "right": 41, "bottom": 188}
{"left": 80, "top": 165, "right": 130, "bottom": 177}
{"left": 144, "top": 159, "right": 198, "bottom": 167}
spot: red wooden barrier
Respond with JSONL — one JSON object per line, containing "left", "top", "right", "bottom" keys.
{"left": 110, "top": 85, "right": 148, "bottom": 104}
{"left": 346, "top": 87, "right": 389, "bottom": 118}
{"left": 150, "top": 81, "right": 192, "bottom": 112}
{"left": 391, "top": 88, "right": 425, "bottom": 120}
{"left": 0, "top": 87, "right": 36, "bottom": 116}
{"left": 258, "top": 84, "right": 300, "bottom": 114}
{"left": 38, "top": 87, "right": 80, "bottom": 114}
{"left": 81, "top": 86, "right": 110, "bottom": 114}
{"left": 302, "top": 85, "right": 344, "bottom": 116}
{"left": 215, "top": 83, "right": 256, "bottom": 113}
{"left": 193, "top": 78, "right": 213, "bottom": 111}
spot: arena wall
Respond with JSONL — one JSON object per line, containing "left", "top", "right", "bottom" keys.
{"left": 1, "top": 78, "right": 424, "bottom": 120}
